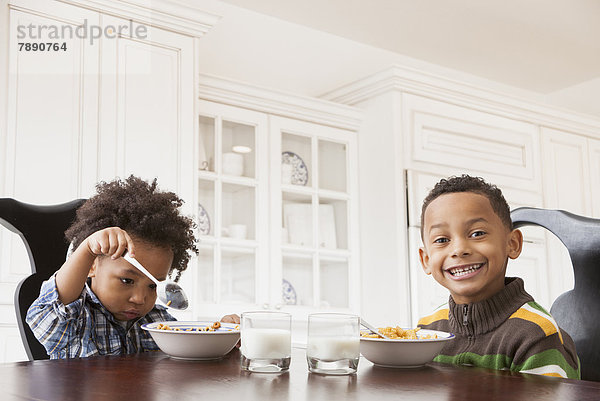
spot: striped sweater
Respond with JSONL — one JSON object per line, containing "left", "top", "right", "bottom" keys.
{"left": 418, "top": 277, "right": 580, "bottom": 379}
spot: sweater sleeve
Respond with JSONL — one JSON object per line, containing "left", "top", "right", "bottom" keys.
{"left": 512, "top": 329, "right": 580, "bottom": 379}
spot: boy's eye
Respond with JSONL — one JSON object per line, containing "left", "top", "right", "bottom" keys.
{"left": 470, "top": 231, "right": 486, "bottom": 238}
{"left": 120, "top": 278, "right": 134, "bottom": 285}
{"left": 149, "top": 284, "right": 157, "bottom": 290}
{"left": 433, "top": 237, "right": 449, "bottom": 244}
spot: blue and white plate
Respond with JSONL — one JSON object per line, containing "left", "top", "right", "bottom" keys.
{"left": 198, "top": 203, "right": 211, "bottom": 235}
{"left": 282, "top": 279, "right": 297, "bottom": 305}
{"left": 282, "top": 151, "right": 308, "bottom": 186}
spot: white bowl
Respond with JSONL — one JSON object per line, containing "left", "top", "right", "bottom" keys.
{"left": 142, "top": 321, "right": 240, "bottom": 360}
{"left": 360, "top": 329, "right": 455, "bottom": 368}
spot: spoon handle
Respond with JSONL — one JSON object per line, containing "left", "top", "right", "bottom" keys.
{"left": 360, "top": 319, "right": 392, "bottom": 339}
{"left": 123, "top": 252, "right": 160, "bottom": 285}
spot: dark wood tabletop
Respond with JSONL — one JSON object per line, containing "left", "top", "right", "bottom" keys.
{"left": 0, "top": 347, "right": 598, "bottom": 401}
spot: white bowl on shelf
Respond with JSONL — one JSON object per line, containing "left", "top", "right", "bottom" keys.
{"left": 360, "top": 329, "right": 455, "bottom": 368}
{"left": 142, "top": 321, "right": 240, "bottom": 360}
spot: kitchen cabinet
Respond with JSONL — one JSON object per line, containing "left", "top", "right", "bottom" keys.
{"left": 194, "top": 78, "right": 361, "bottom": 322}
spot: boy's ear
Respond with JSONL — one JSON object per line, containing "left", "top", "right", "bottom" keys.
{"left": 507, "top": 228, "right": 523, "bottom": 260}
{"left": 419, "top": 247, "right": 432, "bottom": 275}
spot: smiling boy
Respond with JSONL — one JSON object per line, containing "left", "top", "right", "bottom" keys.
{"left": 417, "top": 175, "right": 580, "bottom": 379}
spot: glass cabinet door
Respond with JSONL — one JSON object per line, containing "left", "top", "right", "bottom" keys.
{"left": 195, "top": 101, "right": 269, "bottom": 316}
{"left": 270, "top": 116, "right": 359, "bottom": 314}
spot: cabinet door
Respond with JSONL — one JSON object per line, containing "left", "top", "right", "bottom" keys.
{"left": 270, "top": 116, "right": 360, "bottom": 316}
{"left": 1, "top": 0, "right": 100, "bottom": 362}
{"left": 540, "top": 128, "right": 588, "bottom": 307}
{"left": 195, "top": 101, "right": 269, "bottom": 319}
{"left": 98, "top": 15, "right": 195, "bottom": 210}
{"left": 4, "top": 0, "right": 100, "bottom": 202}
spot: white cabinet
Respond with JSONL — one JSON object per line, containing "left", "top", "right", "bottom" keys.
{"left": 194, "top": 84, "right": 361, "bottom": 322}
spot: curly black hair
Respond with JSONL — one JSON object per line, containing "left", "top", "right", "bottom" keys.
{"left": 420, "top": 175, "right": 512, "bottom": 237}
{"left": 65, "top": 175, "right": 198, "bottom": 282}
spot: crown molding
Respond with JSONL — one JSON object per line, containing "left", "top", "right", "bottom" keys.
{"left": 56, "top": 0, "right": 220, "bottom": 37}
{"left": 198, "top": 73, "right": 362, "bottom": 131}
{"left": 322, "top": 64, "right": 600, "bottom": 138}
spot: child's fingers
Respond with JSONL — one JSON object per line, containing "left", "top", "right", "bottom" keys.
{"left": 111, "top": 231, "right": 128, "bottom": 259}
{"left": 88, "top": 238, "right": 103, "bottom": 255}
{"left": 122, "top": 230, "right": 135, "bottom": 257}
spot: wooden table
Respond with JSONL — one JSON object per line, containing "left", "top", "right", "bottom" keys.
{"left": 0, "top": 348, "right": 598, "bottom": 401}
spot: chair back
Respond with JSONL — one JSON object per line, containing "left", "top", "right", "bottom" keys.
{"left": 0, "top": 198, "right": 85, "bottom": 360}
{"left": 511, "top": 207, "right": 600, "bottom": 381}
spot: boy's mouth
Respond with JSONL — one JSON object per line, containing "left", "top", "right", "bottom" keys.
{"left": 446, "top": 263, "right": 484, "bottom": 277}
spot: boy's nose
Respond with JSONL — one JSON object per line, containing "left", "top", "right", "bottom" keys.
{"left": 129, "top": 288, "right": 147, "bottom": 305}
{"left": 451, "top": 238, "right": 471, "bottom": 257}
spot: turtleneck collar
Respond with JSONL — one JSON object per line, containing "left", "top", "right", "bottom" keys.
{"left": 447, "top": 277, "right": 534, "bottom": 336}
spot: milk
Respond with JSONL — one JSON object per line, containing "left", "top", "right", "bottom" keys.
{"left": 307, "top": 336, "right": 360, "bottom": 361}
{"left": 241, "top": 328, "right": 291, "bottom": 359}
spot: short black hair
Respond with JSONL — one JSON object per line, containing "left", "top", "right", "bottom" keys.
{"left": 65, "top": 175, "right": 198, "bottom": 282}
{"left": 420, "top": 175, "right": 512, "bottom": 237}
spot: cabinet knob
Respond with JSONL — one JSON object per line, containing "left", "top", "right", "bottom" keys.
{"left": 262, "top": 303, "right": 269, "bottom": 310}
{"left": 275, "top": 303, "right": 282, "bottom": 310}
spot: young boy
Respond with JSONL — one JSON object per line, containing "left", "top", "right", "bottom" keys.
{"left": 417, "top": 175, "right": 580, "bottom": 379}
{"left": 26, "top": 176, "right": 238, "bottom": 359}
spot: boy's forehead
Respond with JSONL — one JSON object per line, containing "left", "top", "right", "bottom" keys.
{"left": 423, "top": 192, "right": 496, "bottom": 225}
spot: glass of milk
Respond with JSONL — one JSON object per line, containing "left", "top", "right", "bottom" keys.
{"left": 241, "top": 311, "right": 292, "bottom": 372}
{"left": 306, "top": 313, "right": 360, "bottom": 375}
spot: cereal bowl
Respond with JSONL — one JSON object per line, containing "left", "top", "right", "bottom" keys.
{"left": 142, "top": 321, "right": 240, "bottom": 360}
{"left": 360, "top": 329, "right": 455, "bottom": 368}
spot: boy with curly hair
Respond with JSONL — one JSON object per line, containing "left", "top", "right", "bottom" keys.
{"left": 27, "top": 176, "right": 237, "bottom": 359}
{"left": 417, "top": 174, "right": 580, "bottom": 379}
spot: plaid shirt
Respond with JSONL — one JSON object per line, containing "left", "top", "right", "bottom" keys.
{"left": 26, "top": 274, "right": 176, "bottom": 359}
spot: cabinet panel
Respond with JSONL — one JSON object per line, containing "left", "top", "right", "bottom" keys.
{"left": 5, "top": 2, "right": 99, "bottom": 202}
{"left": 541, "top": 128, "right": 591, "bottom": 215}
{"left": 402, "top": 94, "right": 539, "bottom": 190}
{"left": 99, "top": 15, "right": 195, "bottom": 208}
{"left": 540, "top": 128, "right": 588, "bottom": 309}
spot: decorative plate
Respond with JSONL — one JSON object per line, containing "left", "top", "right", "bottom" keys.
{"left": 282, "top": 279, "right": 297, "bottom": 305}
{"left": 282, "top": 151, "right": 308, "bottom": 186}
{"left": 198, "top": 203, "right": 211, "bottom": 235}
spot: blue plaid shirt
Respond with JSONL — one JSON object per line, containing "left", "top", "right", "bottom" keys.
{"left": 26, "top": 274, "right": 176, "bottom": 359}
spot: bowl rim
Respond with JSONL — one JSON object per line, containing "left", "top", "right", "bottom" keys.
{"left": 360, "top": 328, "right": 455, "bottom": 343}
{"left": 141, "top": 320, "right": 240, "bottom": 335}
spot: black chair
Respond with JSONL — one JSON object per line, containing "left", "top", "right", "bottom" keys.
{"left": 0, "top": 198, "right": 85, "bottom": 360}
{"left": 511, "top": 207, "right": 600, "bottom": 381}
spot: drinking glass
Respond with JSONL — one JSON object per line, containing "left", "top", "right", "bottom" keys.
{"left": 306, "top": 313, "right": 360, "bottom": 375}
{"left": 241, "top": 311, "right": 291, "bottom": 372}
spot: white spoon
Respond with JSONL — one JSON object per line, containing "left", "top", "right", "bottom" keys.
{"left": 123, "top": 252, "right": 189, "bottom": 310}
{"left": 360, "top": 318, "right": 392, "bottom": 339}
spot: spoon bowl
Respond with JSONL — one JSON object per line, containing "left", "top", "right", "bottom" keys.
{"left": 123, "top": 252, "right": 189, "bottom": 310}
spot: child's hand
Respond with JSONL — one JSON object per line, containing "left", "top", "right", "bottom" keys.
{"left": 220, "top": 314, "right": 240, "bottom": 324}
{"left": 84, "top": 227, "right": 135, "bottom": 260}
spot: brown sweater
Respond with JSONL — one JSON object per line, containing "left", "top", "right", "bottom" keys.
{"left": 418, "top": 277, "right": 580, "bottom": 379}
